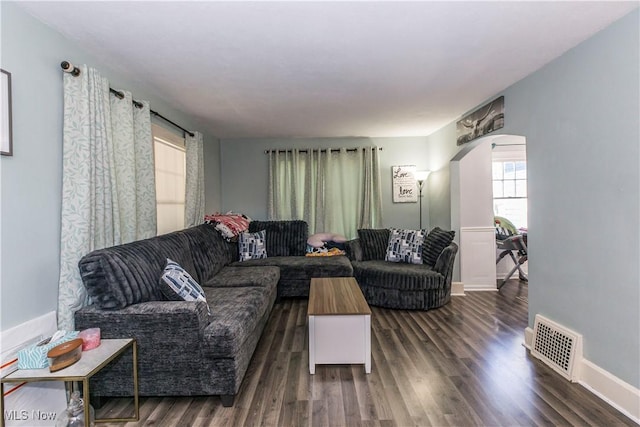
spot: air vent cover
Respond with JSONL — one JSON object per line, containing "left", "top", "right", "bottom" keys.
{"left": 531, "top": 314, "right": 582, "bottom": 381}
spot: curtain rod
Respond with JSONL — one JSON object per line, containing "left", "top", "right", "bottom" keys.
{"left": 264, "top": 147, "right": 383, "bottom": 154}
{"left": 61, "top": 61, "right": 195, "bottom": 137}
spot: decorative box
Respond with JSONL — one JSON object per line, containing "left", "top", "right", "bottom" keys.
{"left": 47, "top": 338, "right": 84, "bottom": 372}
{"left": 17, "top": 331, "right": 79, "bottom": 370}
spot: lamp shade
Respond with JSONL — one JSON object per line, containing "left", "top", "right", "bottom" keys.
{"left": 415, "top": 170, "right": 431, "bottom": 182}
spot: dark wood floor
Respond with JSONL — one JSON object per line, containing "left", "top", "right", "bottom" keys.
{"left": 96, "top": 280, "right": 634, "bottom": 426}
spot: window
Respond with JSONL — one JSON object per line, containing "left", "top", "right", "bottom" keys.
{"left": 492, "top": 159, "right": 527, "bottom": 229}
{"left": 153, "top": 124, "right": 186, "bottom": 235}
{"left": 268, "top": 147, "right": 382, "bottom": 238}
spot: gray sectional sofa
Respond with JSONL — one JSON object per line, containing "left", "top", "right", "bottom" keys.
{"left": 74, "top": 221, "right": 352, "bottom": 407}
{"left": 74, "top": 220, "right": 456, "bottom": 407}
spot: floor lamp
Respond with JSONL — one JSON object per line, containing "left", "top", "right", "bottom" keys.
{"left": 415, "top": 170, "right": 431, "bottom": 229}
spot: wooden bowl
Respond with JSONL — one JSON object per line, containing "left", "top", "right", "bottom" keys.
{"left": 47, "top": 338, "right": 83, "bottom": 372}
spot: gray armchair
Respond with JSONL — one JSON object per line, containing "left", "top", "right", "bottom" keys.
{"left": 345, "top": 228, "right": 458, "bottom": 311}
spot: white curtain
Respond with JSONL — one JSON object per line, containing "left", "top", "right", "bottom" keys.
{"left": 268, "top": 146, "right": 382, "bottom": 238}
{"left": 184, "top": 131, "right": 205, "bottom": 227}
{"left": 358, "top": 146, "right": 382, "bottom": 229}
{"left": 57, "top": 65, "right": 156, "bottom": 330}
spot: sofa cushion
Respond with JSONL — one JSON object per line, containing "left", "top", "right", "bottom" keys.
{"left": 385, "top": 228, "right": 426, "bottom": 264}
{"left": 352, "top": 260, "right": 444, "bottom": 291}
{"left": 422, "top": 227, "right": 456, "bottom": 267}
{"left": 184, "top": 224, "right": 236, "bottom": 283}
{"left": 357, "top": 229, "right": 390, "bottom": 261}
{"left": 238, "top": 230, "right": 268, "bottom": 261}
{"left": 230, "top": 255, "right": 353, "bottom": 282}
{"left": 202, "top": 286, "right": 275, "bottom": 358}
{"left": 203, "top": 266, "right": 280, "bottom": 289}
{"left": 344, "top": 239, "right": 364, "bottom": 262}
{"left": 248, "top": 220, "right": 307, "bottom": 256}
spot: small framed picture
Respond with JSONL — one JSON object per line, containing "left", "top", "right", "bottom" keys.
{"left": 456, "top": 95, "right": 504, "bottom": 146}
{"left": 392, "top": 165, "right": 417, "bottom": 203}
{"left": 1, "top": 69, "right": 13, "bottom": 156}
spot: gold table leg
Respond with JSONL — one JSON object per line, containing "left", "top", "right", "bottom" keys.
{"left": 94, "top": 340, "right": 139, "bottom": 423}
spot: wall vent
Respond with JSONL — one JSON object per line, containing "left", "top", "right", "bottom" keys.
{"left": 531, "top": 314, "right": 582, "bottom": 382}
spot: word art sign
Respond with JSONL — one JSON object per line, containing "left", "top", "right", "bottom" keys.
{"left": 392, "top": 165, "right": 417, "bottom": 203}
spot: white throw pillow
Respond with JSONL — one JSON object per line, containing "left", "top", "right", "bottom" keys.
{"left": 159, "top": 259, "right": 210, "bottom": 314}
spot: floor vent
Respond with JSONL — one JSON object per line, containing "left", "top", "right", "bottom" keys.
{"left": 531, "top": 314, "right": 582, "bottom": 382}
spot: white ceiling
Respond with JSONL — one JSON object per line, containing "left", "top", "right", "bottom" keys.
{"left": 16, "top": 1, "right": 639, "bottom": 139}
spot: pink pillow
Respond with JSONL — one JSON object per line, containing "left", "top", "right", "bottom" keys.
{"left": 307, "top": 232, "right": 348, "bottom": 248}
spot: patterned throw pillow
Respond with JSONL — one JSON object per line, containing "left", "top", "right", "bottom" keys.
{"left": 422, "top": 227, "right": 456, "bottom": 267}
{"left": 159, "top": 259, "right": 210, "bottom": 314}
{"left": 238, "top": 230, "right": 268, "bottom": 261}
{"left": 203, "top": 212, "right": 251, "bottom": 241}
{"left": 385, "top": 228, "right": 426, "bottom": 264}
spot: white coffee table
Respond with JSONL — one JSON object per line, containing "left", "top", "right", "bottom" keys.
{"left": 308, "top": 277, "right": 371, "bottom": 374}
{"left": 0, "top": 338, "right": 138, "bottom": 426}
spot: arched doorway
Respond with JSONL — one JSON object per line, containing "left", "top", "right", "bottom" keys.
{"left": 450, "top": 134, "right": 526, "bottom": 290}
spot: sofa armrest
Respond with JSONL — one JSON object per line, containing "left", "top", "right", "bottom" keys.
{"left": 75, "top": 300, "right": 210, "bottom": 340}
{"left": 433, "top": 242, "right": 458, "bottom": 287}
{"left": 74, "top": 301, "right": 211, "bottom": 396}
{"left": 344, "top": 239, "right": 363, "bottom": 261}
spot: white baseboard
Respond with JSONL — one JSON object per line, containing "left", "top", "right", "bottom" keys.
{"left": 1, "top": 311, "right": 67, "bottom": 426}
{"left": 578, "top": 359, "right": 640, "bottom": 423}
{"left": 523, "top": 326, "right": 639, "bottom": 423}
{"left": 463, "top": 283, "right": 497, "bottom": 291}
{"left": 523, "top": 326, "right": 533, "bottom": 350}
{"left": 451, "top": 281, "right": 465, "bottom": 296}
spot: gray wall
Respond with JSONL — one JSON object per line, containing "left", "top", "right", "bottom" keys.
{"left": 0, "top": 2, "right": 218, "bottom": 331}
{"left": 426, "top": 10, "right": 639, "bottom": 387}
{"left": 524, "top": 9, "right": 638, "bottom": 388}
{"left": 424, "top": 122, "right": 457, "bottom": 230}
{"left": 219, "top": 136, "right": 430, "bottom": 237}
{"left": 204, "top": 139, "right": 222, "bottom": 214}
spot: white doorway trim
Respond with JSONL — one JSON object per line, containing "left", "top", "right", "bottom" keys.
{"left": 450, "top": 134, "right": 526, "bottom": 291}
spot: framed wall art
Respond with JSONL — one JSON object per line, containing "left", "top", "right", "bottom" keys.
{"left": 456, "top": 96, "right": 504, "bottom": 146}
{"left": 1, "top": 69, "right": 13, "bottom": 156}
{"left": 392, "top": 165, "right": 417, "bottom": 203}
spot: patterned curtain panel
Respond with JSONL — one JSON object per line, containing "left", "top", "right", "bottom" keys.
{"left": 133, "top": 100, "right": 157, "bottom": 238}
{"left": 184, "top": 131, "right": 205, "bottom": 228}
{"left": 110, "top": 91, "right": 157, "bottom": 242}
{"left": 57, "top": 65, "right": 156, "bottom": 330}
{"left": 267, "top": 146, "right": 383, "bottom": 238}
